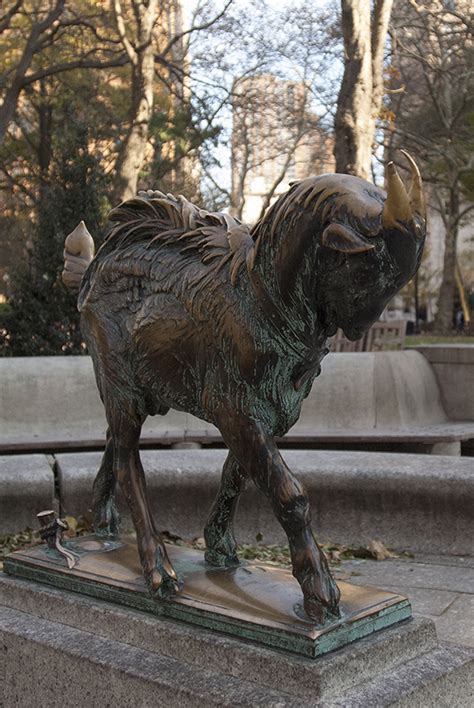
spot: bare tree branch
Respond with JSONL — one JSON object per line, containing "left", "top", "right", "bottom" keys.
{"left": 112, "top": 0, "right": 138, "bottom": 66}
{"left": 160, "top": 0, "right": 233, "bottom": 57}
{"left": 0, "top": 0, "right": 23, "bottom": 34}
{"left": 22, "top": 53, "right": 129, "bottom": 85}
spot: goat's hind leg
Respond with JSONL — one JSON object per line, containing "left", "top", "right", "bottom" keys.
{"left": 204, "top": 453, "right": 246, "bottom": 567}
{"left": 92, "top": 429, "right": 120, "bottom": 536}
{"left": 108, "top": 403, "right": 179, "bottom": 598}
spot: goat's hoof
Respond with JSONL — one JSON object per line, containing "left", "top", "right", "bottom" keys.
{"left": 204, "top": 528, "right": 239, "bottom": 567}
{"left": 204, "top": 548, "right": 240, "bottom": 568}
{"left": 144, "top": 541, "right": 180, "bottom": 599}
{"left": 150, "top": 568, "right": 163, "bottom": 591}
{"left": 147, "top": 567, "right": 180, "bottom": 598}
{"left": 303, "top": 595, "right": 341, "bottom": 625}
{"left": 297, "top": 554, "right": 341, "bottom": 624}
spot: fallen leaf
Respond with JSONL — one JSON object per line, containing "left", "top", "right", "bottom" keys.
{"left": 348, "top": 546, "right": 373, "bottom": 560}
{"left": 63, "top": 516, "right": 78, "bottom": 538}
{"left": 367, "top": 540, "right": 395, "bottom": 561}
{"left": 64, "top": 516, "right": 78, "bottom": 531}
{"left": 161, "top": 530, "right": 183, "bottom": 543}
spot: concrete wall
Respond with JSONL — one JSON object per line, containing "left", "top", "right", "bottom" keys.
{"left": 298, "top": 351, "right": 448, "bottom": 430}
{"left": 0, "top": 351, "right": 456, "bottom": 448}
{"left": 54, "top": 449, "right": 474, "bottom": 556}
{"left": 0, "top": 356, "right": 214, "bottom": 445}
{"left": 414, "top": 345, "right": 474, "bottom": 420}
{"left": 0, "top": 455, "right": 55, "bottom": 533}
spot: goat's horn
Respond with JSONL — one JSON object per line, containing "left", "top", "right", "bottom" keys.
{"left": 382, "top": 160, "right": 412, "bottom": 228}
{"left": 400, "top": 149, "right": 426, "bottom": 219}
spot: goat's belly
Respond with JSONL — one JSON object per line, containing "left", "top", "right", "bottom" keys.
{"left": 135, "top": 348, "right": 211, "bottom": 421}
{"left": 130, "top": 296, "right": 309, "bottom": 432}
{"left": 133, "top": 331, "right": 227, "bottom": 426}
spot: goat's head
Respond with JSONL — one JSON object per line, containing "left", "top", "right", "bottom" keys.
{"left": 311, "top": 151, "right": 426, "bottom": 339}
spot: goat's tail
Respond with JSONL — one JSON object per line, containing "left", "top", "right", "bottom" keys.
{"left": 62, "top": 221, "right": 95, "bottom": 291}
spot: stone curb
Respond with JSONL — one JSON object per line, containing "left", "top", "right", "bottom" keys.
{"left": 55, "top": 449, "right": 474, "bottom": 554}
{"left": 0, "top": 454, "right": 56, "bottom": 534}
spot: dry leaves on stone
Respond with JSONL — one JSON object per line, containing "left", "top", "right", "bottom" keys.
{"left": 160, "top": 535, "right": 402, "bottom": 567}
{"left": 0, "top": 528, "right": 41, "bottom": 558}
{"left": 367, "top": 540, "right": 396, "bottom": 561}
{"left": 0, "top": 525, "right": 410, "bottom": 568}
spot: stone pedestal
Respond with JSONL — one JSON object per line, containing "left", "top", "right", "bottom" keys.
{"left": 1, "top": 574, "right": 473, "bottom": 706}
{"left": 3, "top": 536, "right": 411, "bottom": 658}
{"left": 1, "top": 537, "right": 473, "bottom": 705}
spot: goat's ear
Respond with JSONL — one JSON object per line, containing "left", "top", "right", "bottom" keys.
{"left": 322, "top": 223, "right": 375, "bottom": 254}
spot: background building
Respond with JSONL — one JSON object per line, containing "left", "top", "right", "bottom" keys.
{"left": 389, "top": 0, "right": 473, "bottom": 325}
{"left": 231, "top": 74, "right": 335, "bottom": 224}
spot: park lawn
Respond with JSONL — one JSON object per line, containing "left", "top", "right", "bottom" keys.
{"left": 405, "top": 335, "right": 474, "bottom": 346}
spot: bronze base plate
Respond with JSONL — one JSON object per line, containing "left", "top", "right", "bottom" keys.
{"left": 3, "top": 536, "right": 412, "bottom": 658}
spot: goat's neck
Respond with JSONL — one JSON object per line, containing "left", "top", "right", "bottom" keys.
{"left": 248, "top": 213, "right": 323, "bottom": 349}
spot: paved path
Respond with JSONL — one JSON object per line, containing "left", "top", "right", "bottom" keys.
{"left": 336, "top": 553, "right": 474, "bottom": 648}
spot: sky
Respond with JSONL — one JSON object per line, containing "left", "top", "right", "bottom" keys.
{"left": 182, "top": 0, "right": 328, "bottom": 12}
{"left": 179, "top": 0, "right": 339, "bottom": 199}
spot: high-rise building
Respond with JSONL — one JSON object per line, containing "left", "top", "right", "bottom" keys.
{"left": 231, "top": 74, "right": 335, "bottom": 224}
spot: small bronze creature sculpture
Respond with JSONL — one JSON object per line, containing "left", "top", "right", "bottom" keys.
{"left": 63, "top": 152, "right": 425, "bottom": 623}
{"left": 37, "top": 510, "right": 79, "bottom": 569}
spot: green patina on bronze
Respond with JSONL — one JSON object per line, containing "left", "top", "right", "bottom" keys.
{"left": 60, "top": 153, "right": 426, "bottom": 623}
{"left": 3, "top": 537, "right": 412, "bottom": 659}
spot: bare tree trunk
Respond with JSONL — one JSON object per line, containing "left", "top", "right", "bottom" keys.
{"left": 334, "top": 0, "right": 393, "bottom": 177}
{"left": 112, "top": 0, "right": 159, "bottom": 204}
{"left": 434, "top": 188, "right": 459, "bottom": 333}
{"left": 334, "top": 0, "right": 372, "bottom": 177}
{"left": 112, "top": 48, "right": 156, "bottom": 203}
{"left": 37, "top": 80, "right": 53, "bottom": 208}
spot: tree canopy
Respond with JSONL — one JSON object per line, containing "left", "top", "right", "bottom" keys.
{"left": 0, "top": 0, "right": 472, "bottom": 353}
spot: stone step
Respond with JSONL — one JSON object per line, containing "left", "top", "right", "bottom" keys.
{"left": 1, "top": 574, "right": 473, "bottom": 705}
{"left": 0, "top": 454, "right": 55, "bottom": 534}
{"left": 55, "top": 448, "right": 474, "bottom": 554}
{"left": 331, "top": 644, "right": 474, "bottom": 707}
{"left": 0, "top": 605, "right": 300, "bottom": 707}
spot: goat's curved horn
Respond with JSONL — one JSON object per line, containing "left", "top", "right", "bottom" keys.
{"left": 400, "top": 149, "right": 426, "bottom": 220}
{"left": 382, "top": 160, "right": 412, "bottom": 228}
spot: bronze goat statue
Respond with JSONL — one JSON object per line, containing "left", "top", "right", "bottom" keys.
{"left": 63, "top": 152, "right": 426, "bottom": 623}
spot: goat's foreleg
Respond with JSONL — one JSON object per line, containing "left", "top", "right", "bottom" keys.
{"left": 204, "top": 452, "right": 246, "bottom": 567}
{"left": 216, "top": 406, "right": 340, "bottom": 624}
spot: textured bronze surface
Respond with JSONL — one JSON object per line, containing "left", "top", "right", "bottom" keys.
{"left": 36, "top": 510, "right": 79, "bottom": 569}
{"left": 4, "top": 536, "right": 412, "bottom": 657}
{"left": 62, "top": 154, "right": 426, "bottom": 623}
